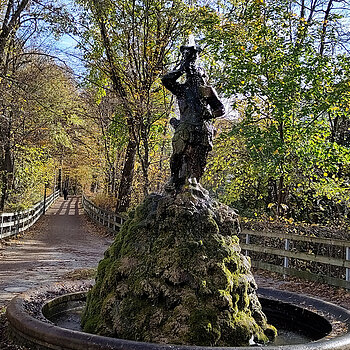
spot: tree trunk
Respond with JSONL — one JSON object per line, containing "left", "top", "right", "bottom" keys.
{"left": 111, "top": 165, "right": 116, "bottom": 194}
{"left": 156, "top": 121, "right": 169, "bottom": 191}
{"left": 267, "top": 177, "right": 277, "bottom": 207}
{"left": 276, "top": 176, "right": 284, "bottom": 218}
{"left": 319, "top": 0, "right": 333, "bottom": 56}
{"left": 0, "top": 144, "right": 13, "bottom": 211}
{"left": 142, "top": 162, "right": 150, "bottom": 198}
{"left": 115, "top": 138, "right": 137, "bottom": 213}
{"left": 0, "top": 0, "right": 30, "bottom": 65}
{"left": 140, "top": 125, "right": 150, "bottom": 197}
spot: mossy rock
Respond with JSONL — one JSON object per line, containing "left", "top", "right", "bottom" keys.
{"left": 82, "top": 188, "right": 276, "bottom": 346}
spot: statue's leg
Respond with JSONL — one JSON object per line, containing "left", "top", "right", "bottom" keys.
{"left": 170, "top": 151, "right": 187, "bottom": 190}
{"left": 188, "top": 145, "right": 208, "bottom": 182}
{"left": 170, "top": 153, "right": 179, "bottom": 182}
{"left": 184, "top": 145, "right": 196, "bottom": 181}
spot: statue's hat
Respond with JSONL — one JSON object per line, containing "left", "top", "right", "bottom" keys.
{"left": 180, "top": 45, "right": 202, "bottom": 54}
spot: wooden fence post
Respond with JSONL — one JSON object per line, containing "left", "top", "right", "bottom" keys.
{"left": 43, "top": 185, "right": 47, "bottom": 215}
{"left": 15, "top": 212, "right": 20, "bottom": 237}
{"left": 245, "top": 232, "right": 250, "bottom": 256}
{"left": 346, "top": 247, "right": 350, "bottom": 283}
{"left": 284, "top": 238, "right": 290, "bottom": 269}
{"left": 0, "top": 215, "right": 3, "bottom": 239}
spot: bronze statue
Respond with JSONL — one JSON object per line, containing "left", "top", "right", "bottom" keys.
{"left": 162, "top": 44, "right": 225, "bottom": 192}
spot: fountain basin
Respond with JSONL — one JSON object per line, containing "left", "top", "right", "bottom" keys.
{"left": 6, "top": 282, "right": 350, "bottom": 350}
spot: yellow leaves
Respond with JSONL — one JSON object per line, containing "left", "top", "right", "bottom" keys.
{"left": 273, "top": 149, "right": 279, "bottom": 155}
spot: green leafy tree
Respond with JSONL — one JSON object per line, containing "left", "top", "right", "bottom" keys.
{"left": 0, "top": 0, "right": 83, "bottom": 210}
{"left": 201, "top": 0, "right": 350, "bottom": 221}
{"left": 0, "top": 51, "right": 85, "bottom": 210}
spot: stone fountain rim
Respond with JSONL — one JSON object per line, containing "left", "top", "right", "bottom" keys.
{"left": 6, "top": 281, "right": 350, "bottom": 350}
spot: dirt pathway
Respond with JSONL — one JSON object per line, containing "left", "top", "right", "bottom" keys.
{"left": 0, "top": 196, "right": 112, "bottom": 307}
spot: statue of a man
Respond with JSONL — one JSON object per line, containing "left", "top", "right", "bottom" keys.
{"left": 162, "top": 45, "right": 225, "bottom": 192}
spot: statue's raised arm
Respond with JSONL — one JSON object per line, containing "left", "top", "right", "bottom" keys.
{"left": 162, "top": 44, "right": 225, "bottom": 193}
{"left": 161, "top": 63, "right": 185, "bottom": 96}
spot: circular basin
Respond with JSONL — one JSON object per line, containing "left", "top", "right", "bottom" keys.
{"left": 6, "top": 282, "right": 350, "bottom": 350}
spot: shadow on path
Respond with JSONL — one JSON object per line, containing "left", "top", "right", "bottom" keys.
{"left": 0, "top": 196, "right": 112, "bottom": 306}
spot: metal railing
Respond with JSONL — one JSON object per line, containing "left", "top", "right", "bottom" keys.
{"left": 82, "top": 194, "right": 125, "bottom": 233}
{"left": 0, "top": 190, "right": 60, "bottom": 240}
{"left": 241, "top": 229, "right": 350, "bottom": 289}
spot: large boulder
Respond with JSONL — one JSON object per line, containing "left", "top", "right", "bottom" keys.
{"left": 82, "top": 187, "right": 276, "bottom": 346}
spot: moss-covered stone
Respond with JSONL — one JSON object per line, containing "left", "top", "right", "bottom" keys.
{"left": 82, "top": 186, "right": 277, "bottom": 346}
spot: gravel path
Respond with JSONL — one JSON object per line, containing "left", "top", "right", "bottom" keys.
{"left": 0, "top": 196, "right": 112, "bottom": 308}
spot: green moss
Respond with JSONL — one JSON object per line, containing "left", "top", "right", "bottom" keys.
{"left": 188, "top": 308, "right": 220, "bottom": 345}
{"left": 82, "top": 192, "right": 277, "bottom": 346}
{"left": 116, "top": 297, "right": 156, "bottom": 340}
{"left": 81, "top": 291, "right": 103, "bottom": 333}
{"left": 265, "top": 324, "right": 278, "bottom": 340}
{"left": 96, "top": 257, "right": 111, "bottom": 275}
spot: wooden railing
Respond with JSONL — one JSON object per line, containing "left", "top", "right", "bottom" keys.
{"left": 0, "top": 190, "right": 60, "bottom": 240}
{"left": 241, "top": 229, "right": 350, "bottom": 289}
{"left": 81, "top": 195, "right": 126, "bottom": 233}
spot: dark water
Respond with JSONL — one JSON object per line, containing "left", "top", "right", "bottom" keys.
{"left": 49, "top": 304, "right": 84, "bottom": 331}
{"left": 269, "top": 329, "right": 310, "bottom": 346}
{"left": 48, "top": 303, "right": 311, "bottom": 346}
